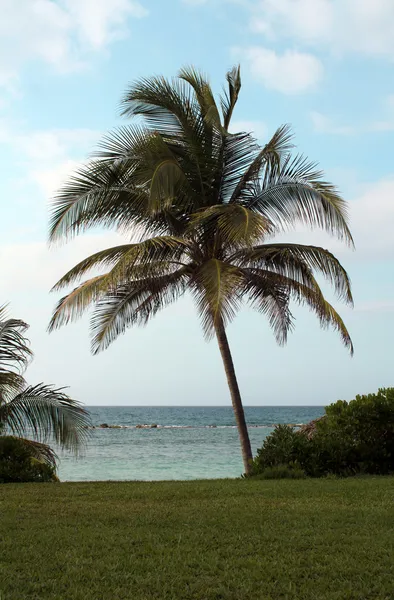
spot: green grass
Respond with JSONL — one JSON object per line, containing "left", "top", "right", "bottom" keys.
{"left": 1, "top": 478, "right": 394, "bottom": 600}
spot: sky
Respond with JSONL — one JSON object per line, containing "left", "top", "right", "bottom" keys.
{"left": 0, "top": 0, "right": 393, "bottom": 406}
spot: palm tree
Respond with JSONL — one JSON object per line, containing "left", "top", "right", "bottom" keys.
{"left": 48, "top": 66, "right": 353, "bottom": 474}
{"left": 0, "top": 305, "right": 90, "bottom": 467}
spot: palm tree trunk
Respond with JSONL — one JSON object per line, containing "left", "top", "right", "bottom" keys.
{"left": 215, "top": 320, "right": 253, "bottom": 475}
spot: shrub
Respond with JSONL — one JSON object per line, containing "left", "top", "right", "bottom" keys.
{"left": 322, "top": 388, "right": 394, "bottom": 475}
{"left": 248, "top": 425, "right": 313, "bottom": 477}
{"left": 249, "top": 388, "right": 394, "bottom": 478}
{"left": 0, "top": 437, "right": 58, "bottom": 483}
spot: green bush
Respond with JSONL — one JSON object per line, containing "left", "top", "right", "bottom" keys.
{"left": 323, "top": 388, "right": 394, "bottom": 474}
{"left": 248, "top": 425, "right": 313, "bottom": 477}
{"left": 249, "top": 388, "right": 394, "bottom": 478}
{"left": 0, "top": 437, "right": 58, "bottom": 483}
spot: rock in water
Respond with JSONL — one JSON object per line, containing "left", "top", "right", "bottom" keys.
{"left": 298, "top": 416, "right": 326, "bottom": 439}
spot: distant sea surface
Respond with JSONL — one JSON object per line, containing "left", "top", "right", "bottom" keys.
{"left": 58, "top": 406, "right": 324, "bottom": 481}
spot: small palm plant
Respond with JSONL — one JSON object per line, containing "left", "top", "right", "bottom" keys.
{"left": 48, "top": 66, "right": 353, "bottom": 474}
{"left": 0, "top": 305, "right": 90, "bottom": 471}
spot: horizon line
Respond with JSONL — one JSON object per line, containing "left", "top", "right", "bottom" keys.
{"left": 84, "top": 405, "right": 326, "bottom": 408}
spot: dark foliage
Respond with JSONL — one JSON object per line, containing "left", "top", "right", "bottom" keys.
{"left": 0, "top": 436, "right": 58, "bottom": 483}
{"left": 249, "top": 388, "right": 394, "bottom": 477}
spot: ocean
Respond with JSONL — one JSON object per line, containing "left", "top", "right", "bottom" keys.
{"left": 58, "top": 405, "right": 324, "bottom": 481}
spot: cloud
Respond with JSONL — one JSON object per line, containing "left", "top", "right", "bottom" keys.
{"left": 349, "top": 179, "right": 394, "bottom": 258}
{"left": 0, "top": 127, "right": 100, "bottom": 161}
{"left": 0, "top": 122, "right": 99, "bottom": 247}
{"left": 0, "top": 232, "right": 124, "bottom": 295}
{"left": 311, "top": 111, "right": 394, "bottom": 135}
{"left": 251, "top": 0, "right": 394, "bottom": 60}
{"left": 311, "top": 112, "right": 355, "bottom": 135}
{"left": 0, "top": 122, "right": 99, "bottom": 197}
{"left": 311, "top": 95, "right": 394, "bottom": 135}
{"left": 31, "top": 160, "right": 83, "bottom": 198}
{"left": 64, "top": 0, "right": 147, "bottom": 50}
{"left": 251, "top": 0, "right": 332, "bottom": 42}
{"left": 354, "top": 301, "right": 394, "bottom": 313}
{"left": 0, "top": 0, "right": 148, "bottom": 91}
{"left": 240, "top": 47, "right": 323, "bottom": 94}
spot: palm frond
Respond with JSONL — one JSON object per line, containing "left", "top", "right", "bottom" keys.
{"left": 51, "top": 245, "right": 140, "bottom": 291}
{"left": 191, "top": 260, "right": 243, "bottom": 338}
{"left": 230, "top": 124, "right": 293, "bottom": 203}
{"left": 178, "top": 66, "right": 222, "bottom": 127}
{"left": 149, "top": 158, "right": 187, "bottom": 213}
{"left": 0, "top": 370, "right": 26, "bottom": 403}
{"left": 242, "top": 268, "right": 353, "bottom": 354}
{"left": 51, "top": 237, "right": 190, "bottom": 292}
{"left": 48, "top": 275, "right": 109, "bottom": 331}
{"left": 120, "top": 74, "right": 198, "bottom": 135}
{"left": 231, "top": 243, "right": 317, "bottom": 291}
{"left": 284, "top": 273, "right": 354, "bottom": 354}
{"left": 92, "top": 124, "right": 150, "bottom": 163}
{"left": 48, "top": 159, "right": 154, "bottom": 243}
{"left": 49, "top": 236, "right": 191, "bottom": 332}
{"left": 240, "top": 269, "right": 294, "bottom": 344}
{"left": 90, "top": 267, "right": 190, "bottom": 353}
{"left": 0, "top": 305, "right": 32, "bottom": 374}
{"left": 218, "top": 131, "right": 260, "bottom": 203}
{"left": 232, "top": 243, "right": 353, "bottom": 304}
{"left": 189, "top": 204, "right": 273, "bottom": 248}
{"left": 247, "top": 154, "right": 354, "bottom": 245}
{"left": 0, "top": 384, "right": 91, "bottom": 452}
{"left": 105, "top": 130, "right": 199, "bottom": 215}
{"left": 221, "top": 65, "right": 242, "bottom": 131}
{"left": 120, "top": 72, "right": 224, "bottom": 207}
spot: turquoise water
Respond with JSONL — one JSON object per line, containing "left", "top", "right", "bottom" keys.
{"left": 58, "top": 406, "right": 324, "bottom": 481}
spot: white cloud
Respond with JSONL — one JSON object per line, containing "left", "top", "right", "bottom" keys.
{"left": 311, "top": 112, "right": 355, "bottom": 135}
{"left": 230, "top": 120, "right": 267, "bottom": 140}
{"left": 312, "top": 111, "right": 394, "bottom": 135}
{"left": 32, "top": 159, "right": 83, "bottom": 198}
{"left": 65, "top": 0, "right": 147, "bottom": 49}
{"left": 370, "top": 120, "right": 394, "bottom": 133}
{"left": 0, "top": 0, "right": 148, "bottom": 91}
{"left": 0, "top": 122, "right": 99, "bottom": 197}
{"left": 240, "top": 47, "right": 323, "bottom": 94}
{"left": 355, "top": 301, "right": 394, "bottom": 313}
{"left": 0, "top": 232, "right": 124, "bottom": 294}
{"left": 311, "top": 95, "right": 394, "bottom": 135}
{"left": 252, "top": 0, "right": 394, "bottom": 60}
{"left": 251, "top": 0, "right": 332, "bottom": 42}
{"left": 9, "top": 129, "right": 99, "bottom": 162}
{"left": 349, "top": 179, "right": 394, "bottom": 258}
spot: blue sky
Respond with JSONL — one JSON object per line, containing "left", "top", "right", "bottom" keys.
{"left": 0, "top": 0, "right": 393, "bottom": 406}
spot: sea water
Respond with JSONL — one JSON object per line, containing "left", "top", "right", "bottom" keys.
{"left": 58, "top": 406, "right": 324, "bottom": 481}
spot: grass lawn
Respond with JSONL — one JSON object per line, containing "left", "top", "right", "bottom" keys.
{"left": 1, "top": 477, "right": 394, "bottom": 600}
